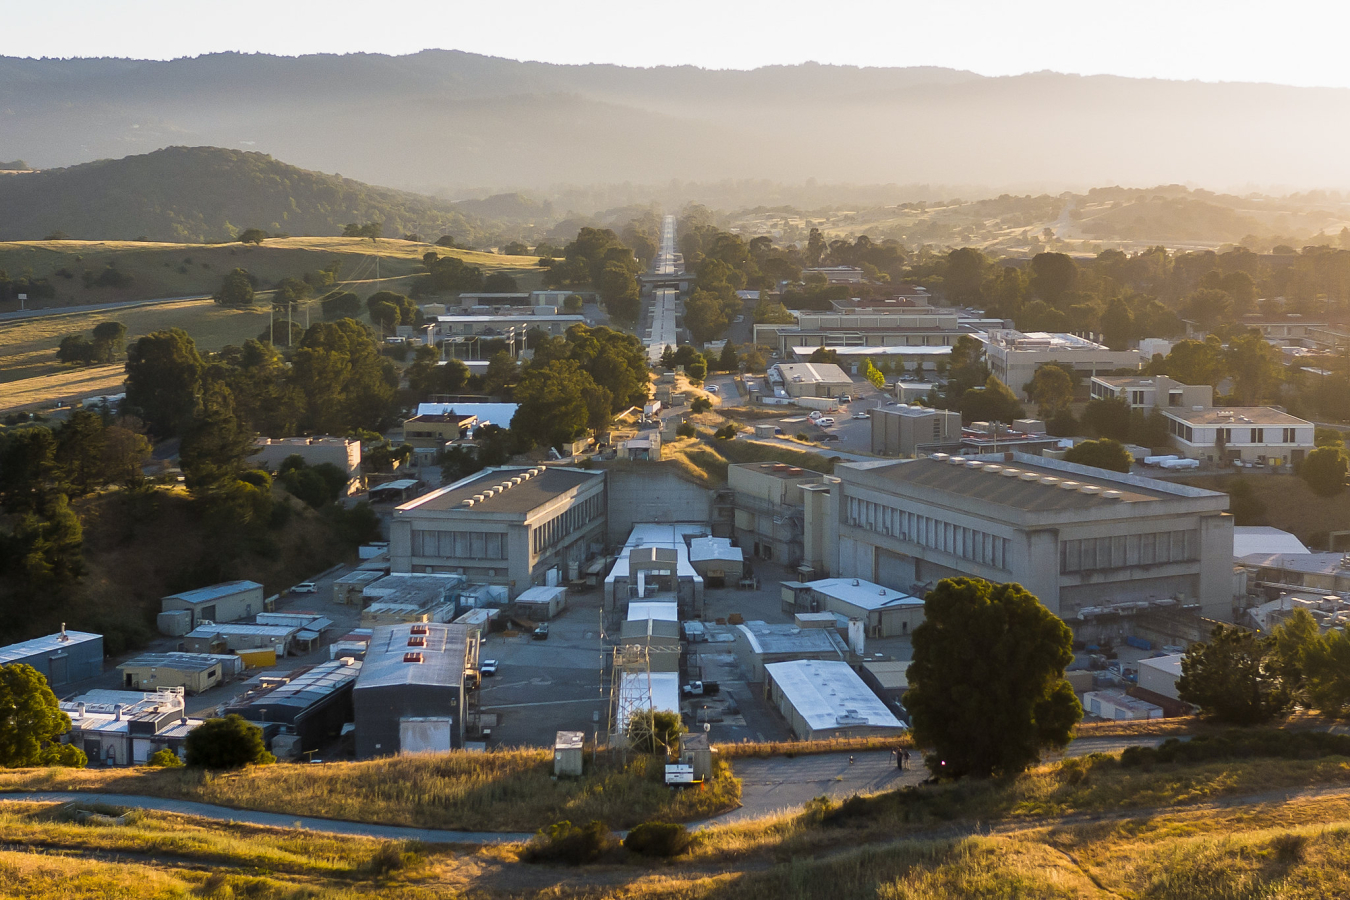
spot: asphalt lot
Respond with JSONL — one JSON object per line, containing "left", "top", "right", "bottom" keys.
{"left": 475, "top": 586, "right": 609, "bottom": 747}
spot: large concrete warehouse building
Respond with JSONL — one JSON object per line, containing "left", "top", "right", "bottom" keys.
{"left": 389, "top": 466, "right": 606, "bottom": 599}
{"left": 830, "top": 453, "right": 1233, "bottom": 622}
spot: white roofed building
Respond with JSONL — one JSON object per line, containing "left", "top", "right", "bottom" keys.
{"left": 764, "top": 659, "right": 905, "bottom": 740}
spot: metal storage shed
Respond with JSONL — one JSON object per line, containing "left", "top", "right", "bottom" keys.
{"left": 0, "top": 629, "right": 103, "bottom": 688}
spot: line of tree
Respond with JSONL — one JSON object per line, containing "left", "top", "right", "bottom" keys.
{"left": 56, "top": 321, "right": 127, "bottom": 366}
{"left": 541, "top": 227, "right": 642, "bottom": 324}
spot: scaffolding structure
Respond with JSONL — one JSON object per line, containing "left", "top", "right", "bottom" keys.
{"left": 607, "top": 644, "right": 654, "bottom": 749}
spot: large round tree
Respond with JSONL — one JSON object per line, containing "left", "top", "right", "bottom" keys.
{"left": 904, "top": 577, "right": 1080, "bottom": 778}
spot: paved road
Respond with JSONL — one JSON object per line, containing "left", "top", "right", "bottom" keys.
{"left": 0, "top": 791, "right": 533, "bottom": 844}
{"left": 0, "top": 294, "right": 211, "bottom": 324}
{"left": 721, "top": 734, "right": 1174, "bottom": 824}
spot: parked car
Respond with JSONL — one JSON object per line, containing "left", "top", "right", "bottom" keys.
{"left": 532, "top": 623, "right": 550, "bottom": 640}
{"left": 480, "top": 659, "right": 499, "bottom": 676}
{"left": 291, "top": 582, "right": 317, "bottom": 594}
{"left": 705, "top": 384, "right": 719, "bottom": 393}
{"left": 733, "top": 315, "right": 745, "bottom": 323}
{"left": 816, "top": 417, "right": 836, "bottom": 427}
{"left": 852, "top": 412, "right": 870, "bottom": 420}
{"left": 838, "top": 394, "right": 851, "bottom": 403}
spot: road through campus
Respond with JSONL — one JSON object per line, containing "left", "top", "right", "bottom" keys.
{"left": 0, "top": 735, "right": 1171, "bottom": 844}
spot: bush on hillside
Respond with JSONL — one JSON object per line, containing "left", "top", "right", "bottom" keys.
{"left": 623, "top": 821, "right": 692, "bottom": 857}
{"left": 184, "top": 715, "right": 275, "bottom": 769}
{"left": 147, "top": 748, "right": 184, "bottom": 767}
{"left": 521, "top": 820, "right": 615, "bottom": 865}
{"left": 1121, "top": 730, "right": 1350, "bottom": 768}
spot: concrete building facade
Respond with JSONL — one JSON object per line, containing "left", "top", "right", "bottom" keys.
{"left": 870, "top": 405, "right": 963, "bottom": 457}
{"left": 390, "top": 466, "right": 606, "bottom": 598}
{"left": 253, "top": 437, "right": 361, "bottom": 479}
{"left": 1160, "top": 406, "right": 1315, "bottom": 467}
{"left": 982, "top": 330, "right": 1142, "bottom": 397}
{"left": 1089, "top": 374, "right": 1213, "bottom": 412}
{"left": 832, "top": 453, "right": 1234, "bottom": 623}
{"left": 767, "top": 363, "right": 853, "bottom": 399}
{"left": 728, "top": 462, "right": 827, "bottom": 566}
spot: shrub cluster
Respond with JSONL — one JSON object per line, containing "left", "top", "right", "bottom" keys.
{"left": 623, "top": 821, "right": 691, "bottom": 857}
{"left": 1120, "top": 730, "right": 1350, "bottom": 768}
{"left": 521, "top": 820, "right": 615, "bottom": 865}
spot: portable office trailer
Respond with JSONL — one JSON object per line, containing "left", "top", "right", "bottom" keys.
{"left": 156, "top": 610, "right": 193, "bottom": 637}
{"left": 514, "top": 585, "right": 567, "bottom": 619}
{"left": 333, "top": 570, "right": 385, "bottom": 605}
{"left": 0, "top": 629, "right": 103, "bottom": 688}
{"left": 117, "top": 653, "right": 236, "bottom": 694}
{"left": 160, "top": 581, "right": 265, "bottom": 629}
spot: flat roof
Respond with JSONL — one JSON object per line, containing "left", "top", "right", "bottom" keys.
{"left": 1138, "top": 654, "right": 1184, "bottom": 678}
{"left": 406, "top": 413, "right": 477, "bottom": 424}
{"left": 730, "top": 461, "right": 822, "bottom": 480}
{"left": 628, "top": 601, "right": 679, "bottom": 622}
{"left": 845, "top": 453, "right": 1223, "bottom": 512}
{"left": 1233, "top": 526, "right": 1310, "bottom": 558}
{"left": 860, "top": 660, "right": 910, "bottom": 690}
{"left": 186, "top": 624, "right": 297, "bottom": 637}
{"left": 399, "top": 466, "right": 602, "bottom": 515}
{"left": 516, "top": 585, "right": 566, "bottom": 605}
{"left": 689, "top": 537, "right": 744, "bottom": 564}
{"left": 772, "top": 362, "right": 852, "bottom": 383}
{"left": 356, "top": 623, "right": 469, "bottom": 689}
{"left": 1162, "top": 406, "right": 1311, "bottom": 427}
{"left": 163, "top": 580, "right": 262, "bottom": 606}
{"left": 605, "top": 524, "right": 707, "bottom": 583}
{"left": 1092, "top": 375, "right": 1157, "bottom": 388}
{"left": 1240, "top": 552, "right": 1350, "bottom": 577}
{"left": 235, "top": 659, "right": 362, "bottom": 712}
{"left": 117, "top": 653, "right": 227, "bottom": 673}
{"left": 0, "top": 630, "right": 101, "bottom": 664}
{"left": 806, "top": 578, "right": 922, "bottom": 611}
{"left": 875, "top": 404, "right": 952, "bottom": 418}
{"left": 765, "top": 660, "right": 903, "bottom": 731}
{"left": 737, "top": 621, "right": 847, "bottom": 657}
{"left": 790, "top": 345, "right": 953, "bottom": 358}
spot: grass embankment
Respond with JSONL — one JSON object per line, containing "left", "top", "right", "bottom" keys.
{"left": 0, "top": 749, "right": 741, "bottom": 832}
{"left": 663, "top": 434, "right": 837, "bottom": 486}
{"left": 0, "top": 800, "right": 439, "bottom": 900}
{"left": 12, "top": 748, "right": 1350, "bottom": 898}
{"left": 1181, "top": 472, "right": 1350, "bottom": 548}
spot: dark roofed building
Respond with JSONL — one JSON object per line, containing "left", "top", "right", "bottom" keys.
{"left": 353, "top": 623, "right": 475, "bottom": 757}
{"left": 226, "top": 658, "right": 361, "bottom": 758}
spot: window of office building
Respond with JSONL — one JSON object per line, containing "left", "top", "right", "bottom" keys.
{"left": 845, "top": 494, "right": 1010, "bottom": 571}
{"left": 1060, "top": 529, "right": 1198, "bottom": 573}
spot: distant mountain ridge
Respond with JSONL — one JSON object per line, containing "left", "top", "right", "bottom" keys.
{"left": 0, "top": 146, "right": 491, "bottom": 243}
{"left": 5, "top": 51, "right": 1350, "bottom": 194}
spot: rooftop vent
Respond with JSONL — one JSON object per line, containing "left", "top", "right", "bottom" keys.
{"left": 1040, "top": 476, "right": 1061, "bottom": 485}
{"left": 948, "top": 456, "right": 966, "bottom": 465}
{"left": 1101, "top": 490, "right": 1123, "bottom": 500}
{"left": 461, "top": 499, "right": 475, "bottom": 508}
{"left": 472, "top": 494, "right": 486, "bottom": 503}
{"left": 407, "top": 635, "right": 426, "bottom": 647}
{"left": 965, "top": 459, "right": 983, "bottom": 468}
{"left": 1059, "top": 481, "right": 1081, "bottom": 491}
{"left": 982, "top": 464, "right": 1003, "bottom": 473}
{"left": 403, "top": 652, "right": 424, "bottom": 664}
{"left": 1079, "top": 485, "right": 1103, "bottom": 495}
{"left": 411, "top": 624, "right": 429, "bottom": 635}
{"left": 1000, "top": 468, "right": 1021, "bottom": 478}
{"left": 1019, "top": 472, "right": 1039, "bottom": 481}
{"left": 932, "top": 453, "right": 950, "bottom": 461}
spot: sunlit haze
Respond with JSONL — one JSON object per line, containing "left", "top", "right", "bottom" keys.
{"left": 6, "top": 0, "right": 1350, "bottom": 88}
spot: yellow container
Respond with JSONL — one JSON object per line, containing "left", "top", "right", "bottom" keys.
{"left": 236, "top": 648, "right": 277, "bottom": 668}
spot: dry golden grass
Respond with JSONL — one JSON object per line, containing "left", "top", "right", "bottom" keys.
{"left": 0, "top": 750, "right": 741, "bottom": 833}
{"left": 0, "top": 364, "right": 124, "bottom": 409}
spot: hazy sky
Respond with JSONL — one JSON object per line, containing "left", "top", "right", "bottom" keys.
{"left": 7, "top": 0, "right": 1350, "bottom": 89}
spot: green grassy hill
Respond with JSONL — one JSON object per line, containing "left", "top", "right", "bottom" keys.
{"left": 0, "top": 146, "right": 493, "bottom": 244}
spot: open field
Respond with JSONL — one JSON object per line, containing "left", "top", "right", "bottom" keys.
{"left": 0, "top": 749, "right": 741, "bottom": 833}
{"left": 10, "top": 744, "right": 1350, "bottom": 898}
{"left": 0, "top": 236, "right": 542, "bottom": 310}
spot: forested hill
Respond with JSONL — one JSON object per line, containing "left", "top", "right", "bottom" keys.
{"left": 0, "top": 146, "right": 488, "bottom": 243}
{"left": 8, "top": 51, "right": 1350, "bottom": 193}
